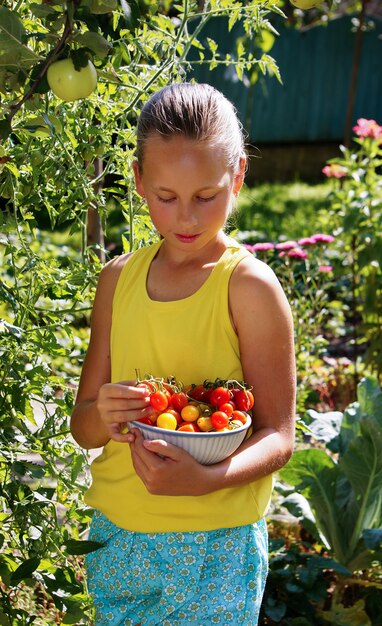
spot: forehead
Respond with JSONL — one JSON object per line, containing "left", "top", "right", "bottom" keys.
{"left": 140, "top": 133, "right": 230, "bottom": 174}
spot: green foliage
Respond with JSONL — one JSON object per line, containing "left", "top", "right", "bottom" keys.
{"left": 0, "top": 225, "right": 96, "bottom": 623}
{"left": 234, "top": 229, "right": 340, "bottom": 415}
{"left": 260, "top": 537, "right": 349, "bottom": 625}
{"left": 236, "top": 181, "right": 332, "bottom": 241}
{"left": 322, "top": 124, "right": 382, "bottom": 378}
{"left": 281, "top": 376, "right": 382, "bottom": 573}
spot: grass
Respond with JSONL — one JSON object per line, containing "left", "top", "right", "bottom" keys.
{"left": 235, "top": 180, "right": 333, "bottom": 242}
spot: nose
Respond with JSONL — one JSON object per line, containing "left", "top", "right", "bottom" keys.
{"left": 177, "top": 201, "right": 198, "bottom": 227}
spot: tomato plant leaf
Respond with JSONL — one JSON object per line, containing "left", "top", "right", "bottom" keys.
{"left": 0, "top": 118, "right": 12, "bottom": 140}
{"left": 64, "top": 539, "right": 105, "bottom": 555}
{"left": 10, "top": 557, "right": 41, "bottom": 586}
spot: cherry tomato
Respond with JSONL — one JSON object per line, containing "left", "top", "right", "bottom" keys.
{"left": 138, "top": 417, "right": 153, "bottom": 425}
{"left": 231, "top": 410, "right": 248, "bottom": 425}
{"left": 181, "top": 404, "right": 200, "bottom": 422}
{"left": 178, "top": 422, "right": 200, "bottom": 432}
{"left": 219, "top": 402, "right": 234, "bottom": 417}
{"left": 150, "top": 391, "right": 169, "bottom": 412}
{"left": 137, "top": 381, "right": 158, "bottom": 393}
{"left": 156, "top": 412, "right": 178, "bottom": 430}
{"left": 210, "top": 386, "right": 231, "bottom": 407}
{"left": 148, "top": 411, "right": 159, "bottom": 424}
{"left": 196, "top": 416, "right": 214, "bottom": 432}
{"left": 232, "top": 389, "right": 254, "bottom": 411}
{"left": 170, "top": 391, "right": 189, "bottom": 412}
{"left": 165, "top": 408, "right": 182, "bottom": 425}
{"left": 211, "top": 411, "right": 229, "bottom": 430}
{"left": 188, "top": 385, "right": 211, "bottom": 402}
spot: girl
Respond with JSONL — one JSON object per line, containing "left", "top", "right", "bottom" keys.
{"left": 71, "top": 82, "right": 296, "bottom": 626}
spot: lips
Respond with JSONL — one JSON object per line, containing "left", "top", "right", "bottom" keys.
{"left": 175, "top": 233, "right": 201, "bottom": 243}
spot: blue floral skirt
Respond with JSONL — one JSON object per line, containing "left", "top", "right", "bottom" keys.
{"left": 85, "top": 510, "right": 268, "bottom": 626}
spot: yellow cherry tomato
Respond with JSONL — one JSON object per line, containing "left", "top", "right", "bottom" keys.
{"left": 181, "top": 404, "right": 200, "bottom": 422}
{"left": 197, "top": 416, "right": 214, "bottom": 432}
{"left": 156, "top": 412, "right": 178, "bottom": 430}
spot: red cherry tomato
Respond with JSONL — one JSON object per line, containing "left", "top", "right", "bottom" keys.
{"left": 150, "top": 391, "right": 169, "bottom": 412}
{"left": 170, "top": 391, "right": 189, "bottom": 412}
{"left": 219, "top": 402, "right": 234, "bottom": 417}
{"left": 211, "top": 411, "right": 229, "bottom": 430}
{"left": 231, "top": 410, "right": 248, "bottom": 425}
{"left": 232, "top": 389, "right": 254, "bottom": 411}
{"left": 178, "top": 422, "right": 200, "bottom": 432}
{"left": 210, "top": 386, "right": 231, "bottom": 407}
{"left": 188, "top": 385, "right": 210, "bottom": 402}
{"left": 137, "top": 417, "right": 153, "bottom": 425}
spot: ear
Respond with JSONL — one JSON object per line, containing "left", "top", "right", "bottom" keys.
{"left": 233, "top": 156, "right": 246, "bottom": 196}
{"left": 133, "top": 160, "right": 145, "bottom": 198}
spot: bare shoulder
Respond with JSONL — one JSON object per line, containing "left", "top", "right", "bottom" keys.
{"left": 230, "top": 254, "right": 292, "bottom": 320}
{"left": 95, "top": 252, "right": 133, "bottom": 299}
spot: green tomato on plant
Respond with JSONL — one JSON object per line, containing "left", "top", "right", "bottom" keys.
{"left": 47, "top": 58, "right": 97, "bottom": 102}
{"left": 290, "top": 0, "right": 323, "bottom": 8}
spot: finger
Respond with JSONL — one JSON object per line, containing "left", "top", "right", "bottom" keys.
{"left": 100, "top": 406, "right": 156, "bottom": 425}
{"left": 99, "top": 397, "right": 151, "bottom": 412}
{"left": 107, "top": 423, "right": 135, "bottom": 443}
{"left": 101, "top": 383, "right": 150, "bottom": 400}
{"left": 142, "top": 438, "right": 186, "bottom": 461}
{"left": 130, "top": 429, "right": 165, "bottom": 467}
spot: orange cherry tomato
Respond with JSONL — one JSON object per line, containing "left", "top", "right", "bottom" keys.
{"left": 231, "top": 410, "right": 248, "bottom": 425}
{"left": 178, "top": 422, "right": 200, "bottom": 432}
{"left": 219, "top": 402, "right": 234, "bottom": 417}
{"left": 211, "top": 411, "right": 229, "bottom": 430}
{"left": 181, "top": 404, "right": 200, "bottom": 422}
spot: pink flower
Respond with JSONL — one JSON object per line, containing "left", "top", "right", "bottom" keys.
{"left": 251, "top": 242, "right": 275, "bottom": 251}
{"left": 287, "top": 248, "right": 308, "bottom": 260}
{"left": 276, "top": 240, "right": 298, "bottom": 250}
{"left": 318, "top": 265, "right": 333, "bottom": 272}
{"left": 298, "top": 237, "right": 316, "bottom": 246}
{"left": 322, "top": 164, "right": 347, "bottom": 178}
{"left": 311, "top": 233, "right": 335, "bottom": 244}
{"left": 353, "top": 118, "right": 382, "bottom": 141}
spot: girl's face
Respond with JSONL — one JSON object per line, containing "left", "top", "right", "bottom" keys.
{"left": 133, "top": 134, "right": 245, "bottom": 252}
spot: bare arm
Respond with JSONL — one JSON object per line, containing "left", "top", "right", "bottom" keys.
{"left": 203, "top": 255, "right": 296, "bottom": 489}
{"left": 70, "top": 255, "right": 153, "bottom": 450}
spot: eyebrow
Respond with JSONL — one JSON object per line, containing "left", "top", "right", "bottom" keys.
{"left": 155, "top": 185, "right": 219, "bottom": 192}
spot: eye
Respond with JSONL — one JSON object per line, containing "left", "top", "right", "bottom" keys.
{"left": 197, "top": 195, "right": 216, "bottom": 203}
{"left": 157, "top": 196, "right": 176, "bottom": 204}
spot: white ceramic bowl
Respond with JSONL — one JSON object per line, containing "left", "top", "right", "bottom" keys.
{"left": 129, "top": 416, "right": 252, "bottom": 465}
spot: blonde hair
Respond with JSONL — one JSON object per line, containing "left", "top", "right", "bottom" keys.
{"left": 136, "top": 82, "right": 246, "bottom": 173}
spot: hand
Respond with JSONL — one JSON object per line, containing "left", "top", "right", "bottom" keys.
{"left": 96, "top": 381, "right": 155, "bottom": 443}
{"left": 129, "top": 428, "right": 210, "bottom": 496}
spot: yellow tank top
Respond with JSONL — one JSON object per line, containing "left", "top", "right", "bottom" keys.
{"left": 85, "top": 238, "right": 273, "bottom": 532}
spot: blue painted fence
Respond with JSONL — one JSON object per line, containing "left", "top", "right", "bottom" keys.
{"left": 190, "top": 15, "right": 382, "bottom": 144}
